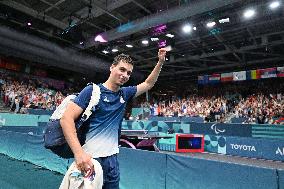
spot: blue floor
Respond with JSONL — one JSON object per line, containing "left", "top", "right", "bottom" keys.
{"left": 0, "top": 154, "right": 63, "bottom": 189}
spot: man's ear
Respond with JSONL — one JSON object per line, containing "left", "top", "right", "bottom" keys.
{"left": 110, "top": 64, "right": 114, "bottom": 71}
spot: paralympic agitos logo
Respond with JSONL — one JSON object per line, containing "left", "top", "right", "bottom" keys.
{"left": 210, "top": 123, "right": 226, "bottom": 134}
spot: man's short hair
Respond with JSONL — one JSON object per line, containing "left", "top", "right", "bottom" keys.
{"left": 113, "top": 54, "right": 133, "bottom": 65}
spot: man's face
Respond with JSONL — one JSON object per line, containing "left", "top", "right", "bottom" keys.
{"left": 110, "top": 60, "right": 133, "bottom": 86}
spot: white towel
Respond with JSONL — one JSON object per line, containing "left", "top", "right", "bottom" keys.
{"left": 59, "top": 159, "right": 103, "bottom": 189}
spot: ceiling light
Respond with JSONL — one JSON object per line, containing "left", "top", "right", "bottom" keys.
{"left": 182, "top": 24, "right": 192, "bottom": 33}
{"left": 79, "top": 41, "right": 84, "bottom": 45}
{"left": 102, "top": 50, "right": 109, "bottom": 54}
{"left": 112, "top": 48, "right": 119, "bottom": 52}
{"left": 219, "top": 18, "right": 230, "bottom": 23}
{"left": 243, "top": 9, "right": 255, "bottom": 19}
{"left": 206, "top": 21, "right": 216, "bottom": 28}
{"left": 126, "top": 44, "right": 133, "bottom": 48}
{"left": 141, "top": 40, "right": 149, "bottom": 45}
{"left": 166, "top": 34, "right": 175, "bottom": 38}
{"left": 269, "top": 1, "right": 280, "bottom": 9}
{"left": 94, "top": 34, "right": 108, "bottom": 43}
{"left": 27, "top": 22, "right": 31, "bottom": 26}
{"left": 150, "top": 37, "right": 159, "bottom": 41}
{"left": 193, "top": 27, "right": 197, "bottom": 30}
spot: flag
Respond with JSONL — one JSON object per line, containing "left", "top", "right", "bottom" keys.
{"left": 209, "top": 74, "right": 220, "bottom": 84}
{"left": 260, "top": 67, "right": 277, "bottom": 78}
{"left": 198, "top": 75, "right": 209, "bottom": 85}
{"left": 221, "top": 72, "right": 233, "bottom": 82}
{"left": 277, "top": 66, "right": 284, "bottom": 77}
{"left": 246, "top": 70, "right": 252, "bottom": 80}
{"left": 250, "top": 69, "right": 261, "bottom": 80}
{"left": 198, "top": 75, "right": 204, "bottom": 85}
{"left": 233, "top": 71, "right": 246, "bottom": 81}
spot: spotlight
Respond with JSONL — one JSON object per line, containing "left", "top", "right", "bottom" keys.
{"left": 270, "top": 1, "right": 280, "bottom": 9}
{"left": 219, "top": 18, "right": 230, "bottom": 23}
{"left": 150, "top": 37, "right": 159, "bottom": 41}
{"left": 166, "top": 34, "right": 175, "bottom": 38}
{"left": 126, "top": 44, "right": 133, "bottom": 48}
{"left": 94, "top": 34, "right": 107, "bottom": 43}
{"left": 112, "top": 48, "right": 119, "bottom": 52}
{"left": 79, "top": 41, "right": 84, "bottom": 45}
{"left": 102, "top": 50, "right": 109, "bottom": 54}
{"left": 141, "top": 40, "right": 149, "bottom": 45}
{"left": 206, "top": 21, "right": 216, "bottom": 28}
{"left": 193, "top": 27, "right": 197, "bottom": 31}
{"left": 243, "top": 9, "right": 255, "bottom": 19}
{"left": 182, "top": 24, "right": 192, "bottom": 33}
{"left": 27, "top": 22, "right": 31, "bottom": 26}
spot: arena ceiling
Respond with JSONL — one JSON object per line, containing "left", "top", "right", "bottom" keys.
{"left": 0, "top": 0, "right": 284, "bottom": 84}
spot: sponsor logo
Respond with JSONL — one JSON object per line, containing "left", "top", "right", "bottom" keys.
{"left": 230, "top": 144, "right": 256, "bottom": 152}
{"left": 103, "top": 96, "right": 110, "bottom": 102}
{"left": 120, "top": 96, "right": 125, "bottom": 103}
{"left": 276, "top": 147, "right": 284, "bottom": 156}
{"left": 210, "top": 123, "right": 225, "bottom": 134}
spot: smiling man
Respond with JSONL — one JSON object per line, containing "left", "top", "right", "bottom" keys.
{"left": 60, "top": 48, "right": 166, "bottom": 189}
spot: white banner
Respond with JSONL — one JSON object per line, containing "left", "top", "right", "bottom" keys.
{"left": 233, "top": 71, "right": 246, "bottom": 81}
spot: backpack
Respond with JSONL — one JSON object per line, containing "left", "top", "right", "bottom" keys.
{"left": 44, "top": 83, "right": 101, "bottom": 158}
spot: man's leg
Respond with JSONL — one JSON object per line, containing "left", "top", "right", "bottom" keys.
{"left": 97, "top": 154, "right": 120, "bottom": 189}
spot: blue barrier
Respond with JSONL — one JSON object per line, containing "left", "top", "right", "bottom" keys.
{"left": 119, "top": 148, "right": 166, "bottom": 189}
{"left": 159, "top": 134, "right": 284, "bottom": 161}
{"left": 0, "top": 130, "right": 68, "bottom": 174}
{"left": 279, "top": 169, "right": 284, "bottom": 189}
{"left": 166, "top": 154, "right": 278, "bottom": 189}
{"left": 190, "top": 122, "right": 252, "bottom": 137}
{"left": 2, "top": 113, "right": 283, "bottom": 139}
{"left": 252, "top": 125, "right": 284, "bottom": 139}
{"left": 204, "top": 135, "right": 227, "bottom": 154}
{"left": 0, "top": 113, "right": 49, "bottom": 135}
{"left": 38, "top": 115, "right": 51, "bottom": 122}
{"left": 0, "top": 113, "right": 39, "bottom": 126}
{"left": 231, "top": 117, "right": 247, "bottom": 123}
{"left": 0, "top": 113, "right": 283, "bottom": 163}
{"left": 180, "top": 116, "right": 204, "bottom": 122}
{"left": 148, "top": 116, "right": 204, "bottom": 122}
{"left": 0, "top": 126, "right": 40, "bottom": 135}
{"left": 27, "top": 109, "right": 53, "bottom": 115}
{"left": 122, "top": 120, "right": 190, "bottom": 133}
{"left": 149, "top": 116, "right": 180, "bottom": 121}
{"left": 226, "top": 136, "right": 284, "bottom": 161}
{"left": 0, "top": 129, "right": 283, "bottom": 188}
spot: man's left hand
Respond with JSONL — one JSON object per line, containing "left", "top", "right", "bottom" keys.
{"left": 158, "top": 48, "right": 167, "bottom": 63}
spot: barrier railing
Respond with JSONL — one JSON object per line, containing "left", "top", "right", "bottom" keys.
{"left": 0, "top": 113, "right": 283, "bottom": 161}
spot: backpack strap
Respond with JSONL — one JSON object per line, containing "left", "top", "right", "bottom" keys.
{"left": 50, "top": 94, "right": 77, "bottom": 120}
{"left": 81, "top": 83, "right": 101, "bottom": 121}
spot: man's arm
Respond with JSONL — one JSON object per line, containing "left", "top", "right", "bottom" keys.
{"left": 135, "top": 48, "right": 166, "bottom": 97}
{"left": 60, "top": 101, "right": 94, "bottom": 174}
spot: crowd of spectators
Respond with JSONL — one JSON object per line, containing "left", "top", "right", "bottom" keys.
{"left": 0, "top": 72, "right": 74, "bottom": 114}
{"left": 138, "top": 79, "right": 284, "bottom": 125}
{"left": 1, "top": 70, "right": 284, "bottom": 125}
